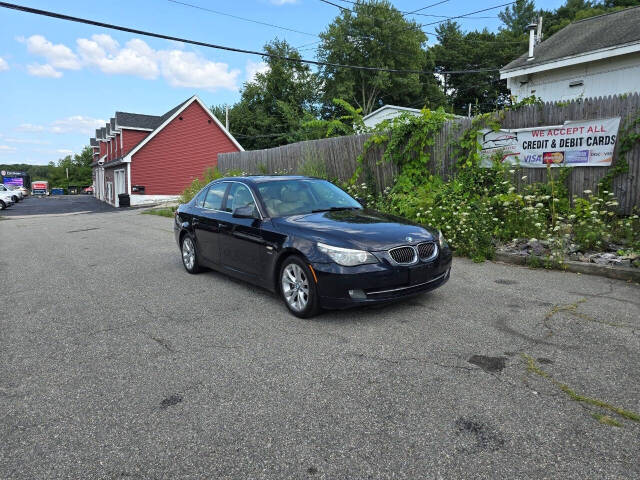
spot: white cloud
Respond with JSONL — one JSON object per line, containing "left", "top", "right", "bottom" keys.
{"left": 0, "top": 57, "right": 8, "bottom": 72}
{"left": 158, "top": 50, "right": 240, "bottom": 90}
{"left": 27, "top": 63, "right": 63, "bottom": 78}
{"left": 2, "top": 137, "right": 49, "bottom": 145}
{"left": 21, "top": 33, "right": 239, "bottom": 91}
{"left": 50, "top": 116, "right": 106, "bottom": 135}
{"left": 16, "top": 116, "right": 105, "bottom": 135}
{"left": 56, "top": 149, "right": 74, "bottom": 155}
{"left": 77, "top": 36, "right": 158, "bottom": 79}
{"left": 16, "top": 123, "right": 45, "bottom": 132}
{"left": 245, "top": 60, "right": 269, "bottom": 83}
{"left": 0, "top": 145, "right": 17, "bottom": 153}
{"left": 24, "top": 34, "right": 81, "bottom": 70}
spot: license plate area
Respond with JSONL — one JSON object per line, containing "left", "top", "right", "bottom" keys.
{"left": 409, "top": 263, "right": 434, "bottom": 285}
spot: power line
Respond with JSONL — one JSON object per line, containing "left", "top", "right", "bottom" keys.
{"left": 167, "top": 0, "right": 317, "bottom": 37}
{"left": 322, "top": 0, "right": 508, "bottom": 21}
{"left": 423, "top": 2, "right": 515, "bottom": 26}
{"left": 0, "top": 1, "right": 499, "bottom": 75}
{"left": 406, "top": 0, "right": 451, "bottom": 14}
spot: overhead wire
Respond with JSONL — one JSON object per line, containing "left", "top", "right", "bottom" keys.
{"left": 167, "top": 0, "right": 317, "bottom": 37}
{"left": 0, "top": 1, "right": 501, "bottom": 75}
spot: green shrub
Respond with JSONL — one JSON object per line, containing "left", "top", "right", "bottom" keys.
{"left": 178, "top": 167, "right": 244, "bottom": 204}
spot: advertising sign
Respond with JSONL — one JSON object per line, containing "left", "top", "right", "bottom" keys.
{"left": 3, "top": 177, "right": 24, "bottom": 186}
{"left": 32, "top": 181, "right": 48, "bottom": 190}
{"left": 479, "top": 117, "right": 621, "bottom": 168}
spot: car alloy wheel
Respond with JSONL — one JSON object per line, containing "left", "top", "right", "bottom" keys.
{"left": 279, "top": 257, "right": 319, "bottom": 318}
{"left": 181, "top": 235, "right": 201, "bottom": 274}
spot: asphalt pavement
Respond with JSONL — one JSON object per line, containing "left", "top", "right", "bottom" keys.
{"left": 1, "top": 194, "right": 115, "bottom": 217}
{"left": 1, "top": 198, "right": 639, "bottom": 479}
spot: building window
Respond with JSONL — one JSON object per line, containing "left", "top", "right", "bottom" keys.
{"left": 569, "top": 80, "right": 584, "bottom": 88}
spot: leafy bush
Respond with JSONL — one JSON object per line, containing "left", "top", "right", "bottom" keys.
{"left": 178, "top": 167, "right": 244, "bottom": 204}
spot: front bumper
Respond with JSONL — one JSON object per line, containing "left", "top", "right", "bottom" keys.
{"left": 312, "top": 247, "right": 452, "bottom": 309}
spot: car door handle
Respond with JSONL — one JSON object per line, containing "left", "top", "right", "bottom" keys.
{"left": 219, "top": 223, "right": 231, "bottom": 231}
{"left": 192, "top": 217, "right": 199, "bottom": 226}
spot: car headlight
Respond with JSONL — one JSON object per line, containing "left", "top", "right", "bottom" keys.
{"left": 317, "top": 242, "right": 378, "bottom": 266}
{"left": 438, "top": 230, "right": 446, "bottom": 248}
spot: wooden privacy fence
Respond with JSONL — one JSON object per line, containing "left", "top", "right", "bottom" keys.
{"left": 218, "top": 94, "right": 640, "bottom": 214}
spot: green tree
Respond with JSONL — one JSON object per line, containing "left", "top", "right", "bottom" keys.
{"left": 47, "top": 146, "right": 94, "bottom": 188}
{"left": 317, "top": 0, "right": 444, "bottom": 116}
{"left": 499, "top": 0, "right": 537, "bottom": 35}
{"left": 432, "top": 22, "right": 524, "bottom": 114}
{"left": 211, "top": 39, "right": 319, "bottom": 150}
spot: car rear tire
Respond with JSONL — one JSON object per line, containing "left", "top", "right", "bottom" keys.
{"left": 181, "top": 234, "right": 202, "bottom": 274}
{"left": 279, "top": 256, "right": 320, "bottom": 318}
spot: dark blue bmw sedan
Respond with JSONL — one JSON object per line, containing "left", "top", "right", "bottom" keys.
{"left": 174, "top": 176, "right": 451, "bottom": 317}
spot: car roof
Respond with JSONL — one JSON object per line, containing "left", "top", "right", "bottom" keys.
{"left": 216, "top": 175, "right": 322, "bottom": 185}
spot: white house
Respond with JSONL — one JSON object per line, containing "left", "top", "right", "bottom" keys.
{"left": 362, "top": 105, "right": 422, "bottom": 128}
{"left": 500, "top": 7, "right": 640, "bottom": 103}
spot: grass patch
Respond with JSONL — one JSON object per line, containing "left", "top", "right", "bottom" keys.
{"left": 141, "top": 207, "right": 175, "bottom": 218}
{"left": 591, "top": 413, "right": 622, "bottom": 427}
{"left": 523, "top": 354, "right": 640, "bottom": 424}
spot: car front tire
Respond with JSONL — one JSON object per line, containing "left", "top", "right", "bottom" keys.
{"left": 181, "top": 234, "right": 202, "bottom": 274}
{"left": 0, "top": 200, "right": 5, "bottom": 210}
{"left": 279, "top": 256, "right": 320, "bottom": 318}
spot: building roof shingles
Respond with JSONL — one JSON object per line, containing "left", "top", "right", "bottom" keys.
{"left": 502, "top": 6, "right": 640, "bottom": 72}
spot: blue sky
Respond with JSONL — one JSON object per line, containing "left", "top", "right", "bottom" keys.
{"left": 0, "top": 0, "right": 560, "bottom": 165}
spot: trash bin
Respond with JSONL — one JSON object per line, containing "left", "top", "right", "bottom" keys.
{"left": 118, "top": 193, "right": 130, "bottom": 207}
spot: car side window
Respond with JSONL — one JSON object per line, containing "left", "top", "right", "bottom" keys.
{"left": 203, "top": 183, "right": 227, "bottom": 210}
{"left": 193, "top": 188, "right": 207, "bottom": 208}
{"left": 224, "top": 183, "right": 257, "bottom": 214}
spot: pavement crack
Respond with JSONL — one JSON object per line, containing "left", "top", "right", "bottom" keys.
{"left": 346, "top": 352, "right": 475, "bottom": 371}
{"left": 148, "top": 334, "right": 175, "bottom": 353}
{"left": 544, "top": 298, "right": 636, "bottom": 330}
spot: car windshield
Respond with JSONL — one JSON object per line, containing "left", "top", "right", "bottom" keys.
{"left": 257, "top": 179, "right": 361, "bottom": 217}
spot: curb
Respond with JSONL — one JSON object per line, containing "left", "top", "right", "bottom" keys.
{"left": 493, "top": 252, "right": 640, "bottom": 283}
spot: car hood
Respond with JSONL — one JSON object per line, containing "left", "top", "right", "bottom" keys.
{"left": 272, "top": 208, "right": 438, "bottom": 251}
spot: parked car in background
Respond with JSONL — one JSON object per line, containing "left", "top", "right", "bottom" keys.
{"left": 15, "top": 186, "right": 29, "bottom": 197}
{"left": 174, "top": 176, "right": 451, "bottom": 318}
{"left": 83, "top": 186, "right": 94, "bottom": 194}
{"left": 0, "top": 184, "right": 22, "bottom": 202}
{"left": 0, "top": 191, "right": 15, "bottom": 209}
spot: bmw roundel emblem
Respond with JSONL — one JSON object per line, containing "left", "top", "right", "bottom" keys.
{"left": 405, "top": 236, "right": 413, "bottom": 243}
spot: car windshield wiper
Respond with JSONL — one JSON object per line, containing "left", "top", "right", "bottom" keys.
{"left": 311, "top": 206, "right": 361, "bottom": 213}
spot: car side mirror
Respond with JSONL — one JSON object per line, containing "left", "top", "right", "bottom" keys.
{"left": 232, "top": 205, "right": 258, "bottom": 219}
{"left": 355, "top": 197, "right": 365, "bottom": 205}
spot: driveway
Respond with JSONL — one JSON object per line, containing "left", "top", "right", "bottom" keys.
{"left": 1, "top": 209, "right": 639, "bottom": 479}
{"left": 0, "top": 194, "right": 115, "bottom": 217}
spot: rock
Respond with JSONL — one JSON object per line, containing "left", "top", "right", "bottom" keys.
{"left": 619, "top": 259, "right": 631, "bottom": 267}
{"left": 530, "top": 241, "right": 545, "bottom": 256}
{"left": 567, "top": 243, "right": 580, "bottom": 253}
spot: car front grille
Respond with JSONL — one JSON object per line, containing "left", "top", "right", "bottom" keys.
{"left": 417, "top": 242, "right": 437, "bottom": 260}
{"left": 389, "top": 246, "right": 416, "bottom": 264}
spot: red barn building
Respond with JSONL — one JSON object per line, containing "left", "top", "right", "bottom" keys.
{"left": 90, "top": 95, "right": 243, "bottom": 207}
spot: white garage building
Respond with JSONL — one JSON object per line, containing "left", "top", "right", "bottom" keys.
{"left": 500, "top": 7, "right": 640, "bottom": 103}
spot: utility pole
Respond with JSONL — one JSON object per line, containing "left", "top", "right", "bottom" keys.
{"left": 468, "top": 103, "right": 472, "bottom": 118}
{"left": 225, "top": 104, "right": 229, "bottom": 131}
{"left": 66, "top": 167, "right": 69, "bottom": 179}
